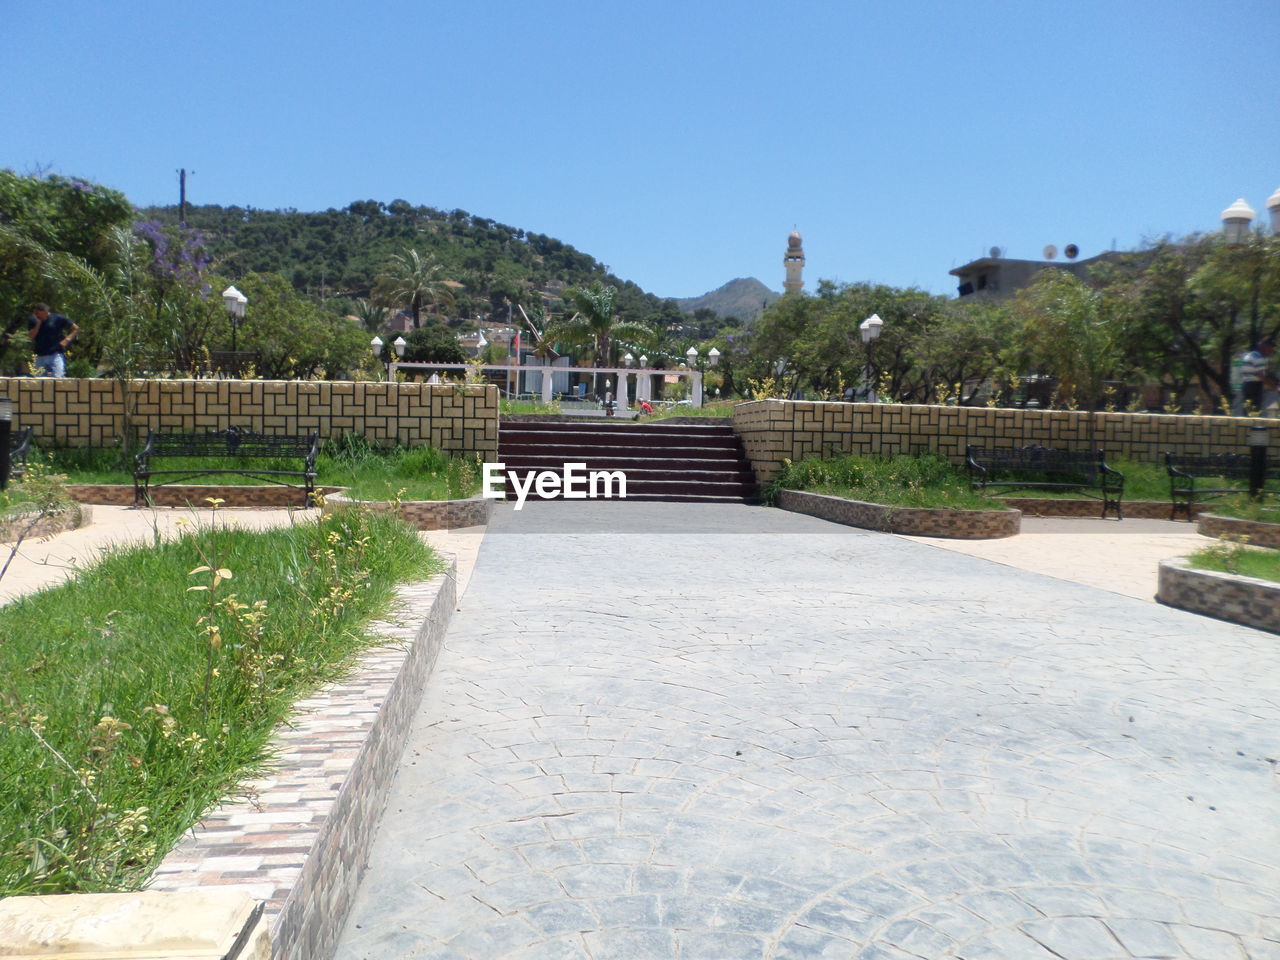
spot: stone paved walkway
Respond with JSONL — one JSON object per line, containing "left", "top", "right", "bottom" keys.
{"left": 335, "top": 503, "right": 1280, "bottom": 960}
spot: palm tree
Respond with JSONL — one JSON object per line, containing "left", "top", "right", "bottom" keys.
{"left": 376, "top": 249, "right": 455, "bottom": 328}
{"left": 352, "top": 297, "right": 391, "bottom": 334}
{"left": 546, "top": 281, "right": 654, "bottom": 397}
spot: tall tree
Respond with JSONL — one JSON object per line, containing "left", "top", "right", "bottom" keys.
{"left": 545, "top": 281, "right": 654, "bottom": 395}
{"left": 375, "top": 249, "right": 455, "bottom": 328}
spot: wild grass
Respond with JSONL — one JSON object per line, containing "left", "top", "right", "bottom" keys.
{"left": 316, "top": 434, "right": 480, "bottom": 501}
{"left": 1189, "top": 539, "right": 1280, "bottom": 583}
{"left": 0, "top": 506, "right": 442, "bottom": 895}
{"left": 766, "top": 453, "right": 1006, "bottom": 510}
{"left": 1197, "top": 495, "right": 1280, "bottom": 523}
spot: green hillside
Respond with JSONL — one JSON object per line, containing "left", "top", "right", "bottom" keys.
{"left": 136, "top": 200, "right": 683, "bottom": 326}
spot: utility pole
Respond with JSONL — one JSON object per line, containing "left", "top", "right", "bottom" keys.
{"left": 178, "top": 168, "right": 193, "bottom": 226}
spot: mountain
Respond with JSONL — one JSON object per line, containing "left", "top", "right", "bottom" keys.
{"left": 135, "top": 200, "right": 671, "bottom": 326}
{"left": 673, "top": 277, "right": 780, "bottom": 323}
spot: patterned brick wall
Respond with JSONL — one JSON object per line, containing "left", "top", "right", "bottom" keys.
{"left": 0, "top": 379, "right": 499, "bottom": 457}
{"left": 733, "top": 400, "right": 1280, "bottom": 482}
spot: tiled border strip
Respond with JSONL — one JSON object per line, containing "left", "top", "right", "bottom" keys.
{"left": 777, "top": 489, "right": 1019, "bottom": 539}
{"left": 149, "top": 560, "right": 457, "bottom": 960}
{"left": 1198, "top": 513, "right": 1280, "bottom": 549}
{"left": 1157, "top": 558, "right": 1280, "bottom": 634}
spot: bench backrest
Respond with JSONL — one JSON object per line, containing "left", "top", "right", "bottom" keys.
{"left": 7, "top": 426, "right": 33, "bottom": 458}
{"left": 967, "top": 445, "right": 1101, "bottom": 478}
{"left": 1164, "top": 452, "right": 1253, "bottom": 479}
{"left": 143, "top": 429, "right": 318, "bottom": 461}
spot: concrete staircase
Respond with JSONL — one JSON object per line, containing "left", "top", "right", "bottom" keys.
{"left": 497, "top": 418, "right": 757, "bottom": 504}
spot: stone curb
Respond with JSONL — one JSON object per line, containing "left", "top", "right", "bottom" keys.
{"left": 777, "top": 489, "right": 1019, "bottom": 539}
{"left": 322, "top": 493, "right": 491, "bottom": 530}
{"left": 1157, "top": 557, "right": 1280, "bottom": 634}
{"left": 148, "top": 561, "right": 457, "bottom": 960}
{"left": 1198, "top": 512, "right": 1280, "bottom": 549}
{"left": 66, "top": 484, "right": 344, "bottom": 508}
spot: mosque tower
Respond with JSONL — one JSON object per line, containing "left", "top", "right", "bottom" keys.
{"left": 783, "top": 229, "right": 805, "bottom": 294}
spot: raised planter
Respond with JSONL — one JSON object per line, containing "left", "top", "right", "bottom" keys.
{"left": 1004, "top": 497, "right": 1197, "bottom": 520}
{"left": 1198, "top": 513, "right": 1280, "bottom": 550}
{"left": 1158, "top": 558, "right": 1280, "bottom": 634}
{"left": 67, "top": 484, "right": 344, "bottom": 508}
{"left": 0, "top": 502, "right": 90, "bottom": 543}
{"left": 322, "top": 492, "right": 490, "bottom": 530}
{"left": 777, "top": 489, "right": 1019, "bottom": 539}
{"left": 149, "top": 564, "right": 457, "bottom": 959}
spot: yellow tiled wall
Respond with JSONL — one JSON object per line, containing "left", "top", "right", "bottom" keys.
{"left": 0, "top": 379, "right": 500, "bottom": 456}
{"left": 732, "top": 400, "right": 1280, "bottom": 482}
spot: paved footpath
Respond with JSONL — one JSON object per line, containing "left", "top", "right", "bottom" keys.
{"left": 335, "top": 503, "right": 1280, "bottom": 960}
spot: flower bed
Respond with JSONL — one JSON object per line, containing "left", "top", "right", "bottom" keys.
{"left": 1198, "top": 513, "right": 1280, "bottom": 550}
{"left": 1157, "top": 558, "right": 1280, "bottom": 634}
{"left": 322, "top": 492, "right": 491, "bottom": 530}
{"left": 777, "top": 489, "right": 1019, "bottom": 539}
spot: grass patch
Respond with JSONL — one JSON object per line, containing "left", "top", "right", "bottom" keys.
{"left": 317, "top": 434, "right": 480, "bottom": 501}
{"left": 32, "top": 438, "right": 482, "bottom": 502}
{"left": 0, "top": 507, "right": 442, "bottom": 895}
{"left": 1196, "top": 495, "right": 1280, "bottom": 523}
{"left": 1188, "top": 540, "right": 1280, "bottom": 583}
{"left": 766, "top": 453, "right": 1007, "bottom": 510}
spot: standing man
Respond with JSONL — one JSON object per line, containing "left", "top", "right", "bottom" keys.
{"left": 27, "top": 303, "right": 79, "bottom": 377}
{"left": 1240, "top": 336, "right": 1276, "bottom": 413}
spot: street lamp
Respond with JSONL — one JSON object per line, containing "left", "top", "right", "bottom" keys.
{"left": 859, "top": 313, "right": 884, "bottom": 401}
{"left": 623, "top": 352, "right": 634, "bottom": 367}
{"left": 638, "top": 355, "right": 648, "bottom": 367}
{"left": 0, "top": 396, "right": 10, "bottom": 491}
{"left": 392, "top": 336, "right": 406, "bottom": 379}
{"left": 222, "top": 285, "right": 247, "bottom": 352}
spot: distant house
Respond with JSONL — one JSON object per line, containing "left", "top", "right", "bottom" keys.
{"left": 388, "top": 311, "right": 413, "bottom": 333}
{"left": 949, "top": 250, "right": 1123, "bottom": 300}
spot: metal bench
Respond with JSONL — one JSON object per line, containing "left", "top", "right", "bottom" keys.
{"left": 966, "top": 444, "right": 1125, "bottom": 519}
{"left": 1165, "top": 451, "right": 1280, "bottom": 521}
{"left": 5, "top": 425, "right": 33, "bottom": 484}
{"left": 133, "top": 427, "right": 319, "bottom": 506}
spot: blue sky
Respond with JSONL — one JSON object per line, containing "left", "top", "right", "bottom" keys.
{"left": 5, "top": 0, "right": 1278, "bottom": 300}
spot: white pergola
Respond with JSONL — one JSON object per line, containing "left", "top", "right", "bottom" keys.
{"left": 389, "top": 362, "right": 710, "bottom": 409}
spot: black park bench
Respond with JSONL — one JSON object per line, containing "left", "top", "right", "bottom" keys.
{"left": 5, "top": 425, "right": 33, "bottom": 483}
{"left": 1165, "top": 451, "right": 1280, "bottom": 521}
{"left": 133, "top": 427, "right": 319, "bottom": 506}
{"left": 966, "top": 444, "right": 1125, "bottom": 520}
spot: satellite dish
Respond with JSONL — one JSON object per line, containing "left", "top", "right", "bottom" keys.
{"left": 988, "top": 246, "right": 1002, "bottom": 259}
{"left": 1064, "top": 243, "right": 1079, "bottom": 259}
{"left": 1043, "top": 244, "right": 1058, "bottom": 261}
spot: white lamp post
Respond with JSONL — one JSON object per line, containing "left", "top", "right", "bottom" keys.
{"left": 860, "top": 314, "right": 883, "bottom": 401}
{"left": 222, "top": 285, "right": 247, "bottom": 352}
{"left": 623, "top": 352, "right": 634, "bottom": 367}
{"left": 708, "top": 347, "right": 721, "bottom": 367}
{"left": 0, "top": 396, "right": 11, "bottom": 491}
{"left": 638, "top": 355, "right": 648, "bottom": 368}
{"left": 1221, "top": 198, "right": 1257, "bottom": 245}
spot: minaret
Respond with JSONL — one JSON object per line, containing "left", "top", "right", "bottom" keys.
{"left": 783, "top": 229, "right": 805, "bottom": 294}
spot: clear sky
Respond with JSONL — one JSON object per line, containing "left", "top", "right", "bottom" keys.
{"left": 5, "top": 0, "right": 1278, "bottom": 301}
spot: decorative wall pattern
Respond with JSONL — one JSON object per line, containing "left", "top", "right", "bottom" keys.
{"left": 733, "top": 400, "right": 1280, "bottom": 483}
{"left": 0, "top": 379, "right": 500, "bottom": 457}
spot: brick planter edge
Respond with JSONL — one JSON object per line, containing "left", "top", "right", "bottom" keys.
{"left": 1197, "top": 513, "right": 1280, "bottom": 550}
{"left": 1157, "top": 558, "right": 1280, "bottom": 635}
{"left": 149, "top": 563, "right": 457, "bottom": 960}
{"left": 777, "top": 489, "right": 1019, "bottom": 539}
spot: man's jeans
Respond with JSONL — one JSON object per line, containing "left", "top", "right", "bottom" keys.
{"left": 34, "top": 353, "right": 66, "bottom": 377}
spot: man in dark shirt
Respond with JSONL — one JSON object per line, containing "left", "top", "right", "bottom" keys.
{"left": 27, "top": 303, "right": 79, "bottom": 377}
